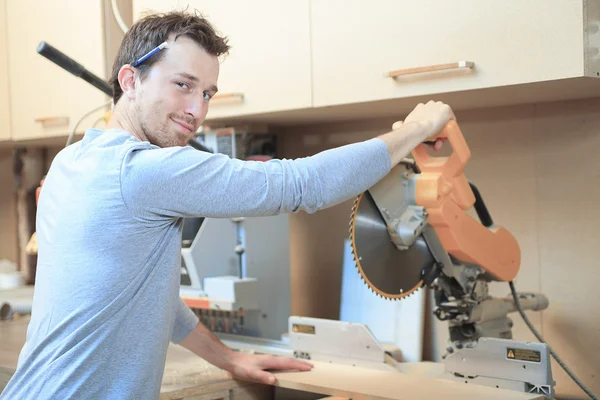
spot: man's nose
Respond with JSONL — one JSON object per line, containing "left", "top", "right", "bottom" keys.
{"left": 185, "top": 95, "right": 205, "bottom": 119}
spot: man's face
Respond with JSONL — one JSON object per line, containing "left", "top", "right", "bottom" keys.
{"left": 133, "top": 36, "right": 220, "bottom": 148}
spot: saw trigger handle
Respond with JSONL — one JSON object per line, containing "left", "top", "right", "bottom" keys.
{"left": 413, "top": 120, "right": 474, "bottom": 210}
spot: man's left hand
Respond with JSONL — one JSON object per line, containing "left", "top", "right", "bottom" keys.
{"left": 227, "top": 353, "right": 314, "bottom": 385}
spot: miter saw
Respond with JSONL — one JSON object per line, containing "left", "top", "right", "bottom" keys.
{"left": 349, "top": 121, "right": 554, "bottom": 397}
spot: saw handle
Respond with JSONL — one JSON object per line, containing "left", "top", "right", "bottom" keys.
{"left": 412, "top": 120, "right": 474, "bottom": 209}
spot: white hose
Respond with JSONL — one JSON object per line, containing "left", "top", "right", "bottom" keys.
{"left": 111, "top": 0, "right": 129, "bottom": 34}
{"left": 66, "top": 101, "right": 112, "bottom": 147}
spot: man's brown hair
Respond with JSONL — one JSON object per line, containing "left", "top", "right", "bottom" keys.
{"left": 109, "top": 9, "right": 230, "bottom": 104}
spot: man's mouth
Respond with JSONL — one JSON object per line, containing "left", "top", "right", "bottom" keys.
{"left": 171, "top": 118, "right": 194, "bottom": 133}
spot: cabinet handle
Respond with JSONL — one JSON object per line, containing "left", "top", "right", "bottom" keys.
{"left": 212, "top": 92, "right": 244, "bottom": 104}
{"left": 387, "top": 61, "right": 474, "bottom": 78}
{"left": 34, "top": 116, "right": 69, "bottom": 126}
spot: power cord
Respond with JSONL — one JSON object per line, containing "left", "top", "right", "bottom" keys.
{"left": 509, "top": 281, "right": 598, "bottom": 400}
{"left": 66, "top": 101, "right": 112, "bottom": 147}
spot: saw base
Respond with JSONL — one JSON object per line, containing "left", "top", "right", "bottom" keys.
{"left": 215, "top": 316, "right": 553, "bottom": 398}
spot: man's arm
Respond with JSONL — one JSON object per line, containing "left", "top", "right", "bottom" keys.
{"left": 119, "top": 101, "right": 455, "bottom": 221}
{"left": 178, "top": 320, "right": 237, "bottom": 371}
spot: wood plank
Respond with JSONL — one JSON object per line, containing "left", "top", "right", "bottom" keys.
{"left": 318, "top": 397, "right": 349, "bottom": 400}
{"left": 272, "top": 360, "right": 543, "bottom": 400}
{"left": 171, "top": 383, "right": 273, "bottom": 400}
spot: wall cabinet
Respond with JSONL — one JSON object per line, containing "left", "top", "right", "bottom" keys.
{"left": 0, "top": 0, "right": 10, "bottom": 142}
{"left": 133, "top": 0, "right": 312, "bottom": 120}
{"left": 9, "top": 0, "right": 594, "bottom": 134}
{"left": 310, "top": 0, "right": 600, "bottom": 108}
{"left": 6, "top": 0, "right": 109, "bottom": 142}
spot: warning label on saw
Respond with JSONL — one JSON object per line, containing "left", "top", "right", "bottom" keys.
{"left": 506, "top": 347, "right": 541, "bottom": 363}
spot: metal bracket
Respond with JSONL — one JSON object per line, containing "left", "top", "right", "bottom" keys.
{"left": 368, "top": 163, "right": 428, "bottom": 250}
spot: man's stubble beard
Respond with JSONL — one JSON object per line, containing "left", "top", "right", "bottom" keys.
{"left": 136, "top": 102, "right": 176, "bottom": 148}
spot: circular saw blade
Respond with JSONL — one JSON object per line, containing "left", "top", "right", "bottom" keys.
{"left": 350, "top": 191, "right": 435, "bottom": 299}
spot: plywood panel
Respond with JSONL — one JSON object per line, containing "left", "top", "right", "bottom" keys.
{"left": 531, "top": 100, "right": 600, "bottom": 398}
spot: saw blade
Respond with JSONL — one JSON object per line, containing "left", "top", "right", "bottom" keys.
{"left": 350, "top": 191, "right": 435, "bottom": 299}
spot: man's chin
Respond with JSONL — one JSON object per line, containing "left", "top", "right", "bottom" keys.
{"left": 173, "top": 134, "right": 193, "bottom": 148}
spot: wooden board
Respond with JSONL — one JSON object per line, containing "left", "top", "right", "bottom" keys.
{"left": 273, "top": 361, "right": 543, "bottom": 400}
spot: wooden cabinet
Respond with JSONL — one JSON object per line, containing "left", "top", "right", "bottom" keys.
{"left": 6, "top": 0, "right": 109, "bottom": 142}
{"left": 133, "top": 0, "right": 312, "bottom": 121}
{"left": 0, "top": 0, "right": 10, "bottom": 142}
{"left": 310, "top": 0, "right": 600, "bottom": 108}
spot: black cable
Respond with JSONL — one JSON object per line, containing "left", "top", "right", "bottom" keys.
{"left": 509, "top": 281, "right": 598, "bottom": 400}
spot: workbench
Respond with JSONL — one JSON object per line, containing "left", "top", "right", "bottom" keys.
{"left": 0, "top": 315, "right": 546, "bottom": 400}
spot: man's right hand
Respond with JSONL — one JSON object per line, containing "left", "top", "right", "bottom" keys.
{"left": 394, "top": 100, "right": 456, "bottom": 142}
{"left": 378, "top": 100, "right": 456, "bottom": 166}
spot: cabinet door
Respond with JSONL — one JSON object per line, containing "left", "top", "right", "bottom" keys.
{"left": 0, "top": 0, "right": 10, "bottom": 142}
{"left": 311, "top": 0, "right": 588, "bottom": 108}
{"left": 133, "top": 0, "right": 312, "bottom": 120}
{"left": 7, "top": 0, "right": 108, "bottom": 141}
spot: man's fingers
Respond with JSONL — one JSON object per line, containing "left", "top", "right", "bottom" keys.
{"left": 392, "top": 121, "right": 403, "bottom": 131}
{"left": 261, "top": 355, "right": 314, "bottom": 371}
{"left": 282, "top": 357, "right": 314, "bottom": 371}
{"left": 249, "top": 368, "right": 277, "bottom": 385}
{"left": 425, "top": 138, "right": 447, "bottom": 152}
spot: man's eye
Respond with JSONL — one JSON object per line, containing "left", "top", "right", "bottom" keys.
{"left": 203, "top": 91, "right": 212, "bottom": 100}
{"left": 177, "top": 82, "right": 189, "bottom": 89}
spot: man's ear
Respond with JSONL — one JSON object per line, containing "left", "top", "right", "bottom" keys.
{"left": 118, "top": 65, "right": 137, "bottom": 99}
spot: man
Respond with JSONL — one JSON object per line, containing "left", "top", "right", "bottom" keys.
{"left": 1, "top": 10, "right": 453, "bottom": 400}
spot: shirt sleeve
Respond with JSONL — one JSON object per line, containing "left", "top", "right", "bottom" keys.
{"left": 170, "top": 297, "right": 199, "bottom": 344}
{"left": 120, "top": 137, "right": 391, "bottom": 220}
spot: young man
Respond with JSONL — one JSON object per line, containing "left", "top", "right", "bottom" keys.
{"left": 1, "top": 10, "right": 453, "bottom": 400}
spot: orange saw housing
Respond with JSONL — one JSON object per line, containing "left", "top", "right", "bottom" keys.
{"left": 411, "top": 121, "right": 520, "bottom": 282}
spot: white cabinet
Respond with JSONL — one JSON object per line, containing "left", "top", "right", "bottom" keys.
{"left": 310, "top": 0, "right": 600, "bottom": 108}
{"left": 0, "top": 0, "right": 10, "bottom": 142}
{"left": 133, "top": 0, "right": 312, "bottom": 121}
{"left": 6, "top": 0, "right": 109, "bottom": 141}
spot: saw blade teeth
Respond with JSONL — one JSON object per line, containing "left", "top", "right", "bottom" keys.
{"left": 350, "top": 190, "right": 425, "bottom": 303}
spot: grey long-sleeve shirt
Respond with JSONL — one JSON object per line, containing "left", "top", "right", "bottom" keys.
{"left": 1, "top": 128, "right": 391, "bottom": 400}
